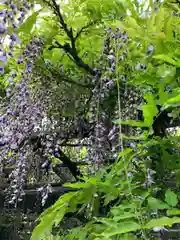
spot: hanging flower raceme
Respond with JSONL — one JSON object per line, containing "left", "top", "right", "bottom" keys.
{"left": 0, "top": 34, "right": 46, "bottom": 206}
{"left": 82, "top": 26, "right": 144, "bottom": 166}
{"left": 0, "top": 0, "right": 33, "bottom": 74}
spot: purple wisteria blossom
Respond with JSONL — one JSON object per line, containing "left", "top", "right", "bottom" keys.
{"left": 0, "top": 1, "right": 44, "bottom": 206}
{"left": 0, "top": 0, "right": 29, "bottom": 70}
{"left": 0, "top": 65, "right": 4, "bottom": 74}
{"left": 0, "top": 52, "right": 7, "bottom": 64}
{"left": 1, "top": 37, "right": 45, "bottom": 205}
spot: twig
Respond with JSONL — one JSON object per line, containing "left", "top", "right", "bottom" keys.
{"left": 74, "top": 21, "right": 98, "bottom": 41}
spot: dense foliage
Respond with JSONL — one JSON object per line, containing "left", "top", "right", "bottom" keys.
{"left": 2, "top": 0, "right": 180, "bottom": 239}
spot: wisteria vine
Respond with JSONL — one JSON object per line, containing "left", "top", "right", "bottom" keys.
{"left": 0, "top": 0, "right": 146, "bottom": 207}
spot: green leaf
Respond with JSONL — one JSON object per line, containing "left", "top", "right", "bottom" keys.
{"left": 153, "top": 55, "right": 177, "bottom": 66}
{"left": 156, "top": 65, "right": 176, "bottom": 80}
{"left": 155, "top": 6, "right": 165, "bottom": 32}
{"left": 112, "top": 212, "right": 138, "bottom": 221}
{"left": 112, "top": 202, "right": 137, "bottom": 212}
{"left": 125, "top": 16, "right": 142, "bottom": 32}
{"left": 80, "top": 147, "right": 88, "bottom": 158}
{"left": 176, "top": 169, "right": 180, "bottom": 186}
{"left": 145, "top": 217, "right": 180, "bottom": 229}
{"left": 158, "top": 84, "right": 169, "bottom": 105}
{"left": 54, "top": 205, "right": 67, "bottom": 226}
{"left": 32, "top": 192, "right": 77, "bottom": 239}
{"left": 125, "top": 0, "right": 139, "bottom": 20}
{"left": 164, "top": 15, "right": 173, "bottom": 40}
{"left": 117, "top": 148, "right": 133, "bottom": 159}
{"left": 64, "top": 182, "right": 89, "bottom": 189}
{"left": 165, "top": 190, "right": 178, "bottom": 207}
{"left": 39, "top": 192, "right": 76, "bottom": 220}
{"left": 104, "top": 193, "right": 119, "bottom": 206}
{"left": 100, "top": 220, "right": 141, "bottom": 237}
{"left": 18, "top": 10, "right": 41, "bottom": 34}
{"left": 31, "top": 212, "right": 57, "bottom": 240}
{"left": 167, "top": 209, "right": 180, "bottom": 216}
{"left": 165, "top": 94, "right": 180, "bottom": 105}
{"left": 142, "top": 94, "right": 158, "bottom": 126}
{"left": 113, "top": 119, "right": 146, "bottom": 127}
{"left": 148, "top": 197, "right": 169, "bottom": 210}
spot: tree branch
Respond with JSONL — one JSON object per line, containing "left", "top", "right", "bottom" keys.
{"left": 45, "top": 0, "right": 96, "bottom": 75}
{"left": 54, "top": 147, "right": 83, "bottom": 181}
{"left": 51, "top": 0, "right": 75, "bottom": 48}
{"left": 49, "top": 41, "right": 95, "bottom": 75}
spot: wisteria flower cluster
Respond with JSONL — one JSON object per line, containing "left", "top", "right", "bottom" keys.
{"left": 0, "top": 1, "right": 46, "bottom": 204}
{"left": 0, "top": 0, "right": 34, "bottom": 74}
{"left": 82, "top": 27, "right": 142, "bottom": 166}
{"left": 1, "top": 36, "right": 45, "bottom": 206}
